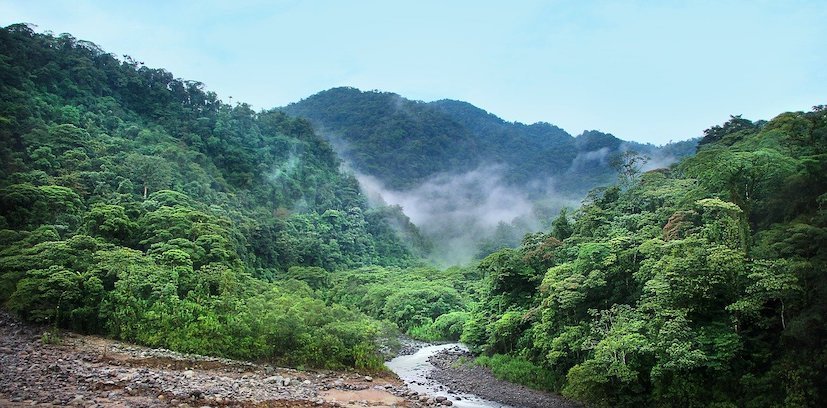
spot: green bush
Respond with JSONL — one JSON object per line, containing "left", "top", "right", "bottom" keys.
{"left": 475, "top": 354, "right": 560, "bottom": 391}
{"left": 431, "top": 311, "right": 470, "bottom": 341}
{"left": 408, "top": 320, "right": 440, "bottom": 341}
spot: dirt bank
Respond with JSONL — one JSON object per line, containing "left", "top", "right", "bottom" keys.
{"left": 0, "top": 311, "right": 444, "bottom": 407}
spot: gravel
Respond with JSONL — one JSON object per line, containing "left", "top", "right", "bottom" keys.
{"left": 0, "top": 311, "right": 437, "bottom": 407}
{"left": 426, "top": 346, "right": 581, "bottom": 408}
{"left": 1, "top": 311, "right": 580, "bottom": 408}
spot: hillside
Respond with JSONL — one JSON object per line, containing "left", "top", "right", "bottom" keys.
{"left": 0, "top": 23, "right": 434, "bottom": 369}
{"left": 460, "top": 108, "right": 827, "bottom": 406}
{"left": 282, "top": 87, "right": 697, "bottom": 194}
{"left": 283, "top": 88, "right": 697, "bottom": 263}
{"left": 2, "top": 22, "right": 825, "bottom": 408}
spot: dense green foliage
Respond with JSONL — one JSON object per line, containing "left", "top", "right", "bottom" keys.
{"left": 283, "top": 88, "right": 697, "bottom": 264}
{"left": 283, "top": 87, "right": 698, "bottom": 194}
{"left": 0, "top": 24, "right": 429, "bottom": 369}
{"left": 475, "top": 354, "right": 559, "bottom": 391}
{"left": 461, "top": 107, "right": 827, "bottom": 406}
{"left": 2, "top": 24, "right": 824, "bottom": 408}
{"left": 321, "top": 265, "right": 476, "bottom": 340}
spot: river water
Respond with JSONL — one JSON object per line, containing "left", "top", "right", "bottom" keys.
{"left": 385, "top": 343, "right": 513, "bottom": 408}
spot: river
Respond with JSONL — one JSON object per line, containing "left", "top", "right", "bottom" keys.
{"left": 385, "top": 343, "right": 513, "bottom": 408}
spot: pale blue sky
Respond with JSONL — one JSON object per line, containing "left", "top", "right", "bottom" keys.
{"left": 2, "top": 0, "right": 824, "bottom": 144}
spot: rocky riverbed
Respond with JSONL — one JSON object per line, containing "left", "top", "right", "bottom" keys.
{"left": 426, "top": 345, "right": 580, "bottom": 408}
{"left": 0, "top": 311, "right": 448, "bottom": 407}
{"left": 0, "top": 312, "right": 581, "bottom": 408}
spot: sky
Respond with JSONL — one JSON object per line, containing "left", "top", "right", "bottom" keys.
{"left": 1, "top": 0, "right": 825, "bottom": 144}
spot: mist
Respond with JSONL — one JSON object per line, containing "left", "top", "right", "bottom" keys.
{"left": 356, "top": 165, "right": 578, "bottom": 266}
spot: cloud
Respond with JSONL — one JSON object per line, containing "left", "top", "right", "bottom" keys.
{"left": 568, "top": 147, "right": 612, "bottom": 173}
{"left": 355, "top": 165, "right": 577, "bottom": 266}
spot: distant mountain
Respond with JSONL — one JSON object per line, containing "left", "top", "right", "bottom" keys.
{"left": 282, "top": 87, "right": 697, "bottom": 195}
{"left": 282, "top": 87, "right": 698, "bottom": 264}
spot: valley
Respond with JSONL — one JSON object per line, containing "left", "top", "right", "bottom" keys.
{"left": 1, "top": 22, "right": 826, "bottom": 408}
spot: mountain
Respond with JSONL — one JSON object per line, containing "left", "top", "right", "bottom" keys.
{"left": 0, "top": 23, "right": 428, "bottom": 369}
{"left": 282, "top": 87, "right": 697, "bottom": 194}
{"left": 282, "top": 87, "right": 698, "bottom": 263}
{"left": 2, "top": 23, "right": 825, "bottom": 407}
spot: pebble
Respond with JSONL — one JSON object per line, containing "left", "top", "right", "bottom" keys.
{"left": 427, "top": 345, "right": 578, "bottom": 408}
{"left": 0, "top": 312, "right": 323, "bottom": 407}
{"left": 3, "top": 311, "right": 506, "bottom": 408}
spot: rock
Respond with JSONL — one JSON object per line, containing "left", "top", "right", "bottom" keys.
{"left": 364, "top": 375, "right": 373, "bottom": 382}
{"left": 183, "top": 370, "right": 195, "bottom": 378}
{"left": 282, "top": 377, "right": 291, "bottom": 386}
{"left": 264, "top": 375, "right": 284, "bottom": 384}
{"left": 435, "top": 396, "right": 447, "bottom": 402}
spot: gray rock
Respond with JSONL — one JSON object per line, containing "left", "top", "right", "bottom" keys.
{"left": 263, "top": 375, "right": 284, "bottom": 384}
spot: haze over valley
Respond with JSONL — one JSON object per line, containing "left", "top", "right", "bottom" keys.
{"left": 1, "top": 2, "right": 825, "bottom": 406}
{"left": 283, "top": 87, "right": 697, "bottom": 264}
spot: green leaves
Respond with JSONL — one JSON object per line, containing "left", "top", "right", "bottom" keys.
{"left": 0, "top": 183, "right": 83, "bottom": 229}
{"left": 727, "top": 259, "right": 800, "bottom": 329}
{"left": 460, "top": 108, "right": 827, "bottom": 406}
{"left": 84, "top": 204, "right": 134, "bottom": 244}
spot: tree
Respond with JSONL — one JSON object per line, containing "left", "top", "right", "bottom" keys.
{"left": 84, "top": 204, "right": 135, "bottom": 244}
{"left": 124, "top": 153, "right": 173, "bottom": 199}
{"left": 609, "top": 150, "right": 650, "bottom": 188}
{"left": 697, "top": 115, "right": 757, "bottom": 148}
{"left": 551, "top": 208, "right": 573, "bottom": 240}
{"left": 727, "top": 259, "right": 799, "bottom": 330}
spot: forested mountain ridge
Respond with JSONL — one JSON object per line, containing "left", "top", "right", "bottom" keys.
{"left": 283, "top": 87, "right": 697, "bottom": 264}
{"left": 0, "top": 23, "right": 431, "bottom": 369}
{"left": 3, "top": 22, "right": 825, "bottom": 408}
{"left": 282, "top": 86, "right": 698, "bottom": 194}
{"left": 462, "top": 108, "right": 827, "bottom": 406}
